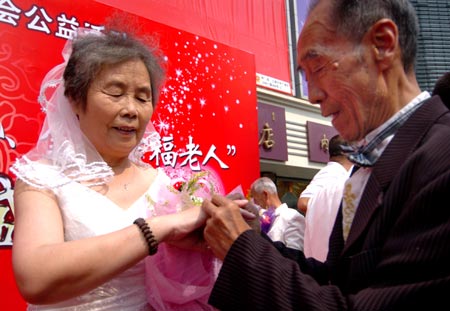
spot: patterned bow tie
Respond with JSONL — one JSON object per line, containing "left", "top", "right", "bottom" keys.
{"left": 341, "top": 127, "right": 396, "bottom": 167}
{"left": 341, "top": 144, "right": 377, "bottom": 167}
{"left": 341, "top": 100, "right": 424, "bottom": 167}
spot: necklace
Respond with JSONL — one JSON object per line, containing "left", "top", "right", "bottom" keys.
{"left": 123, "top": 165, "right": 136, "bottom": 191}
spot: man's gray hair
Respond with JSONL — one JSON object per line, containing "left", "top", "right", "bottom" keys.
{"left": 251, "top": 177, "right": 277, "bottom": 194}
{"left": 308, "top": 0, "right": 419, "bottom": 72}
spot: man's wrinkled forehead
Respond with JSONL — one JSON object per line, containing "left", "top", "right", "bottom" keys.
{"left": 296, "top": 25, "right": 337, "bottom": 71}
{"left": 296, "top": 3, "right": 342, "bottom": 70}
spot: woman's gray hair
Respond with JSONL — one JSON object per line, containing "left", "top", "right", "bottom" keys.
{"left": 308, "top": 0, "right": 419, "bottom": 72}
{"left": 63, "top": 28, "right": 166, "bottom": 112}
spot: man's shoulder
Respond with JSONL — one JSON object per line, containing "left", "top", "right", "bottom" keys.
{"left": 279, "top": 204, "right": 304, "bottom": 219}
{"left": 317, "top": 161, "right": 348, "bottom": 175}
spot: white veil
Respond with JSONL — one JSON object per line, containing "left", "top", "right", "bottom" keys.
{"left": 10, "top": 29, "right": 161, "bottom": 190}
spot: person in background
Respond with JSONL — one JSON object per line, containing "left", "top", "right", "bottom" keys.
{"left": 303, "top": 135, "right": 353, "bottom": 261}
{"left": 250, "top": 177, "right": 305, "bottom": 251}
{"left": 11, "top": 21, "right": 215, "bottom": 310}
{"left": 280, "top": 182, "right": 298, "bottom": 210}
{"left": 432, "top": 71, "right": 450, "bottom": 106}
{"left": 297, "top": 134, "right": 353, "bottom": 215}
{"left": 202, "top": 0, "right": 450, "bottom": 309}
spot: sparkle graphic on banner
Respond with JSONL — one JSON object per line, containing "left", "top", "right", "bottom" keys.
{"left": 155, "top": 32, "right": 252, "bottom": 154}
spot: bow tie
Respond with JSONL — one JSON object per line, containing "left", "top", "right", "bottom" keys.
{"left": 341, "top": 144, "right": 378, "bottom": 167}
{"left": 342, "top": 119, "right": 403, "bottom": 167}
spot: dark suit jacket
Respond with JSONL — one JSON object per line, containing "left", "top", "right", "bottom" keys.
{"left": 209, "top": 95, "right": 450, "bottom": 310}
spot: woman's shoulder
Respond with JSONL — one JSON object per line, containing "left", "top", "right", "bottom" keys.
{"left": 13, "top": 178, "right": 57, "bottom": 200}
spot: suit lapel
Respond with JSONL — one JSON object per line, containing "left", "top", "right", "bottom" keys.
{"left": 342, "top": 96, "right": 446, "bottom": 254}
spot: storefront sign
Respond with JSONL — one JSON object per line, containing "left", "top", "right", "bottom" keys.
{"left": 306, "top": 121, "right": 337, "bottom": 163}
{"left": 257, "top": 103, "right": 288, "bottom": 161}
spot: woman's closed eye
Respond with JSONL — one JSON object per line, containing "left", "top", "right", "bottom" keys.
{"left": 104, "top": 91, "right": 122, "bottom": 98}
{"left": 135, "top": 86, "right": 152, "bottom": 103}
{"left": 102, "top": 84, "right": 124, "bottom": 98}
{"left": 136, "top": 96, "right": 152, "bottom": 103}
{"left": 102, "top": 90, "right": 151, "bottom": 103}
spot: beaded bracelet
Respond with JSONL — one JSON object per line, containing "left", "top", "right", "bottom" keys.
{"left": 134, "top": 218, "right": 158, "bottom": 256}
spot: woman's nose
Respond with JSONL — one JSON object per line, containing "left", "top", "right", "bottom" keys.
{"left": 120, "top": 96, "right": 139, "bottom": 118}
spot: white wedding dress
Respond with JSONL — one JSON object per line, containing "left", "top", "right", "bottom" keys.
{"left": 26, "top": 170, "right": 171, "bottom": 311}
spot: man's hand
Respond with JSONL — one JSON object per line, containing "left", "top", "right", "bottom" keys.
{"left": 202, "top": 194, "right": 254, "bottom": 260}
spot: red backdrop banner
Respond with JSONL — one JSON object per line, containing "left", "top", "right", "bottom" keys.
{"left": 96, "top": 0, "right": 292, "bottom": 94}
{"left": 0, "top": 0, "right": 260, "bottom": 308}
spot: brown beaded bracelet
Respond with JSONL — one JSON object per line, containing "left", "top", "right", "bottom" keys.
{"left": 134, "top": 218, "right": 158, "bottom": 256}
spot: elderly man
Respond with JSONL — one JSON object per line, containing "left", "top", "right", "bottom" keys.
{"left": 202, "top": 0, "right": 450, "bottom": 310}
{"left": 250, "top": 177, "right": 305, "bottom": 251}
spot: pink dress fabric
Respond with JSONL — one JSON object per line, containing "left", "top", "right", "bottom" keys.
{"left": 146, "top": 245, "right": 220, "bottom": 310}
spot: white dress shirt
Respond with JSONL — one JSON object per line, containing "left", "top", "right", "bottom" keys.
{"left": 300, "top": 161, "right": 349, "bottom": 199}
{"left": 267, "top": 203, "right": 305, "bottom": 251}
{"left": 303, "top": 169, "right": 351, "bottom": 261}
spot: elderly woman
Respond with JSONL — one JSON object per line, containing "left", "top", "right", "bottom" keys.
{"left": 11, "top": 24, "right": 215, "bottom": 310}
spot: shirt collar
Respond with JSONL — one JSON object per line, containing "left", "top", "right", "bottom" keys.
{"left": 361, "top": 91, "right": 430, "bottom": 147}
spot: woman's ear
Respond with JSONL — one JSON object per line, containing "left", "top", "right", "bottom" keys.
{"left": 69, "top": 99, "right": 81, "bottom": 120}
{"left": 367, "top": 18, "right": 398, "bottom": 70}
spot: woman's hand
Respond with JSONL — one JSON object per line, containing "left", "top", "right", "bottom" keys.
{"left": 166, "top": 228, "right": 210, "bottom": 252}
{"left": 202, "top": 194, "right": 254, "bottom": 260}
{"left": 149, "top": 204, "right": 208, "bottom": 244}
